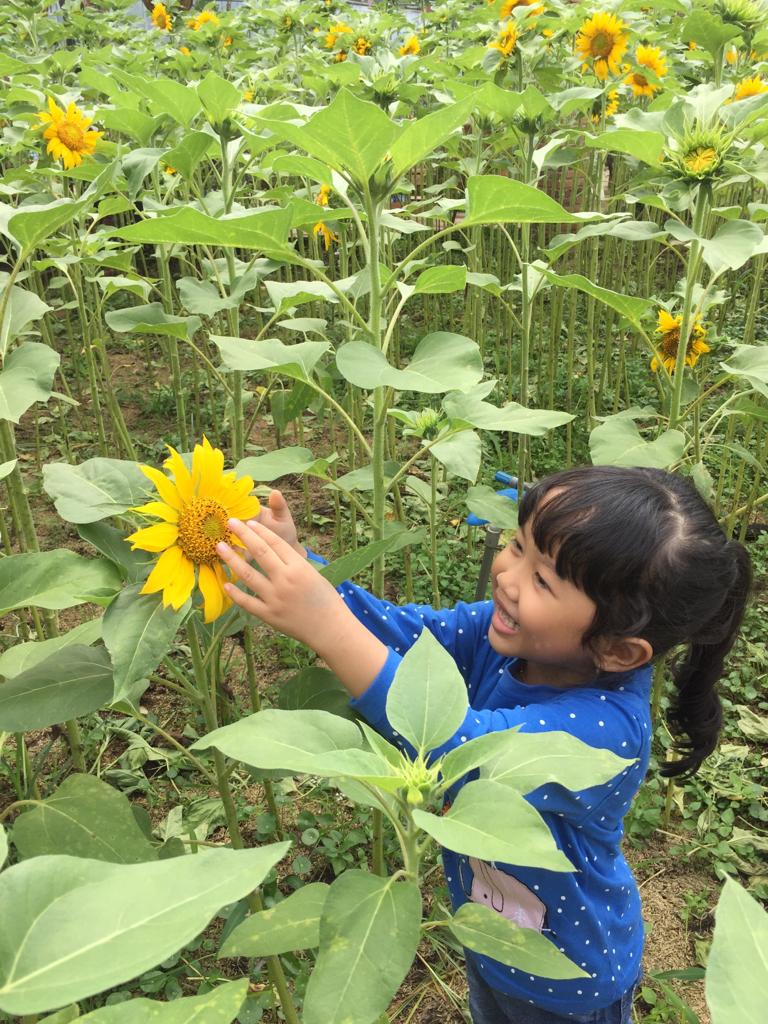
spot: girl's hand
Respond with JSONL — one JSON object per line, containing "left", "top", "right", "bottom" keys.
{"left": 256, "top": 489, "right": 305, "bottom": 557}
{"left": 218, "top": 519, "right": 338, "bottom": 649}
{"left": 217, "top": 519, "right": 387, "bottom": 698}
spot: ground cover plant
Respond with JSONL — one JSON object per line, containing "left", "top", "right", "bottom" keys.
{"left": 0, "top": 0, "right": 767, "bottom": 1020}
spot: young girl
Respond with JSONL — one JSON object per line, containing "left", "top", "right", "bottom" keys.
{"left": 215, "top": 465, "right": 752, "bottom": 1024}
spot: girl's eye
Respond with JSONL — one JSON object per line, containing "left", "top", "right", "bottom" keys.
{"left": 512, "top": 538, "right": 523, "bottom": 553}
{"left": 534, "top": 572, "right": 550, "bottom": 591}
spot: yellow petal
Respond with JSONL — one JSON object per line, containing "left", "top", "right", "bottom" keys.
{"left": 141, "top": 544, "right": 185, "bottom": 596}
{"left": 163, "top": 446, "right": 195, "bottom": 502}
{"left": 132, "top": 501, "right": 179, "bottom": 523}
{"left": 228, "top": 494, "right": 261, "bottom": 521}
{"left": 192, "top": 435, "right": 225, "bottom": 489}
{"left": 165, "top": 555, "right": 196, "bottom": 610}
{"left": 127, "top": 522, "right": 179, "bottom": 552}
{"left": 199, "top": 562, "right": 227, "bottom": 622}
{"left": 140, "top": 464, "right": 182, "bottom": 509}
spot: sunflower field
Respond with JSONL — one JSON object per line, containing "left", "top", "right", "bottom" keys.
{"left": 1, "top": 0, "right": 767, "bottom": 1021}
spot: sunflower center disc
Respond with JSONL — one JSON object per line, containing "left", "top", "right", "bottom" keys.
{"left": 177, "top": 497, "right": 231, "bottom": 565}
{"left": 591, "top": 32, "right": 613, "bottom": 57}
{"left": 58, "top": 123, "right": 85, "bottom": 150}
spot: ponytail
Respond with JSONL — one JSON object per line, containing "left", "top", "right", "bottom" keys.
{"left": 662, "top": 542, "right": 753, "bottom": 779}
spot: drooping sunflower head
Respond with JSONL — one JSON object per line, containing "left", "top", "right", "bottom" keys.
{"left": 151, "top": 3, "right": 172, "bottom": 31}
{"left": 575, "top": 11, "right": 629, "bottom": 81}
{"left": 664, "top": 124, "right": 730, "bottom": 180}
{"left": 650, "top": 308, "right": 710, "bottom": 373}
{"left": 715, "top": 0, "right": 766, "bottom": 32}
{"left": 313, "top": 220, "right": 339, "bottom": 250}
{"left": 731, "top": 74, "right": 768, "bottom": 101}
{"left": 353, "top": 36, "right": 372, "bottom": 56}
{"left": 36, "top": 97, "right": 103, "bottom": 170}
{"left": 489, "top": 22, "right": 518, "bottom": 58}
{"left": 127, "top": 438, "right": 260, "bottom": 623}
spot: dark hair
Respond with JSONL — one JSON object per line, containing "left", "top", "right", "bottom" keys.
{"left": 518, "top": 466, "right": 753, "bottom": 779}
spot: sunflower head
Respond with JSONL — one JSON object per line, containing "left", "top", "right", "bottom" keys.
{"left": 313, "top": 221, "right": 339, "bottom": 250}
{"left": 664, "top": 125, "right": 730, "bottom": 181}
{"left": 151, "top": 3, "right": 172, "bottom": 31}
{"left": 731, "top": 74, "right": 768, "bottom": 101}
{"left": 651, "top": 308, "right": 710, "bottom": 373}
{"left": 489, "top": 22, "right": 518, "bottom": 58}
{"left": 399, "top": 34, "right": 420, "bottom": 56}
{"left": 500, "top": 0, "right": 544, "bottom": 18}
{"left": 353, "top": 36, "right": 372, "bottom": 56}
{"left": 188, "top": 9, "right": 220, "bottom": 31}
{"left": 36, "top": 97, "right": 103, "bottom": 170}
{"left": 127, "top": 438, "right": 260, "bottom": 623}
{"left": 575, "top": 11, "right": 629, "bottom": 81}
{"left": 316, "top": 183, "right": 331, "bottom": 206}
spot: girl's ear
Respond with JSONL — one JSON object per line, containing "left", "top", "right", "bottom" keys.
{"left": 596, "top": 636, "right": 654, "bottom": 674}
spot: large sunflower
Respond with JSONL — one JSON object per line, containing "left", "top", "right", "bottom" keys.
{"left": 127, "top": 438, "right": 260, "bottom": 622}
{"left": 651, "top": 309, "right": 710, "bottom": 373}
{"left": 36, "top": 98, "right": 103, "bottom": 170}
{"left": 575, "top": 12, "right": 628, "bottom": 81}
{"left": 489, "top": 22, "right": 518, "bottom": 58}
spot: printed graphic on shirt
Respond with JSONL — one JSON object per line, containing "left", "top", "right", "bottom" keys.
{"left": 467, "top": 858, "right": 546, "bottom": 931}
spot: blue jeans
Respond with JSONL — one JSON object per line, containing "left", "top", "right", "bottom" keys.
{"left": 466, "top": 957, "right": 637, "bottom": 1024}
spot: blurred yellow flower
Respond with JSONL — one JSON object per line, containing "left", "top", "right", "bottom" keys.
{"left": 313, "top": 221, "right": 339, "bottom": 250}
{"left": 354, "top": 36, "right": 372, "bottom": 55}
{"left": 725, "top": 46, "right": 739, "bottom": 64}
{"left": 188, "top": 9, "right": 220, "bottom": 31}
{"left": 489, "top": 22, "right": 518, "bottom": 57}
{"left": 575, "top": 11, "right": 628, "bottom": 80}
{"left": 243, "top": 89, "right": 254, "bottom": 102}
{"left": 179, "top": 45, "right": 191, "bottom": 55}
{"left": 651, "top": 309, "right": 709, "bottom": 373}
{"left": 151, "top": 3, "right": 172, "bottom": 31}
{"left": 127, "top": 438, "right": 261, "bottom": 623}
{"left": 36, "top": 97, "right": 103, "bottom": 170}
{"left": 732, "top": 74, "right": 768, "bottom": 100}
{"left": 501, "top": 0, "right": 543, "bottom": 17}
{"left": 334, "top": 49, "right": 348, "bottom": 62}
{"left": 399, "top": 34, "right": 420, "bottom": 56}
{"left": 164, "top": 165, "right": 177, "bottom": 175}
{"left": 316, "top": 183, "right": 331, "bottom": 206}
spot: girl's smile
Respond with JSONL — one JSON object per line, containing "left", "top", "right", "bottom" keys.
{"left": 489, "top": 521, "right": 600, "bottom": 688}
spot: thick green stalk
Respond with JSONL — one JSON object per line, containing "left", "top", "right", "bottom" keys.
{"left": 669, "top": 185, "right": 709, "bottom": 431}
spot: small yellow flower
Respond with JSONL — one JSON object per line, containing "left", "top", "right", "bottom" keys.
{"left": 164, "top": 165, "right": 177, "bottom": 175}
{"left": 731, "top": 74, "right": 768, "bottom": 101}
{"left": 313, "top": 221, "right": 339, "bottom": 250}
{"left": 188, "top": 9, "right": 220, "bottom": 31}
{"left": 651, "top": 309, "right": 710, "bottom": 374}
{"left": 325, "top": 21, "right": 353, "bottom": 48}
{"left": 334, "top": 49, "right": 348, "bottom": 62}
{"left": 606, "top": 89, "right": 619, "bottom": 116}
{"left": 222, "top": 35, "right": 233, "bottom": 47}
{"left": 179, "top": 45, "right": 191, "bottom": 56}
{"left": 725, "top": 46, "right": 739, "bottom": 64}
{"left": 127, "top": 438, "right": 261, "bottom": 623}
{"left": 243, "top": 89, "right": 254, "bottom": 102}
{"left": 316, "top": 183, "right": 331, "bottom": 206}
{"left": 688, "top": 40, "right": 698, "bottom": 50}
{"left": 151, "top": 3, "right": 172, "bottom": 31}
{"left": 542, "top": 27, "right": 554, "bottom": 38}
{"left": 353, "top": 36, "right": 372, "bottom": 56}
{"left": 489, "top": 22, "right": 518, "bottom": 58}
{"left": 36, "top": 97, "right": 103, "bottom": 170}
{"left": 575, "top": 11, "right": 629, "bottom": 81}
{"left": 399, "top": 34, "right": 420, "bottom": 56}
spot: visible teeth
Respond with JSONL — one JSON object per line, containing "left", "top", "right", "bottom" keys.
{"left": 498, "top": 607, "right": 518, "bottom": 628}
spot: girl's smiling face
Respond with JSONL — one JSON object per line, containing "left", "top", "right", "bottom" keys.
{"left": 489, "top": 519, "right": 600, "bottom": 688}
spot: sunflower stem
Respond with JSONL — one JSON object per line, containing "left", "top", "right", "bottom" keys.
{"left": 669, "top": 183, "right": 709, "bottom": 431}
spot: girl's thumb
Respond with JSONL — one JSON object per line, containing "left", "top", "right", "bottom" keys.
{"left": 269, "top": 489, "right": 288, "bottom": 517}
